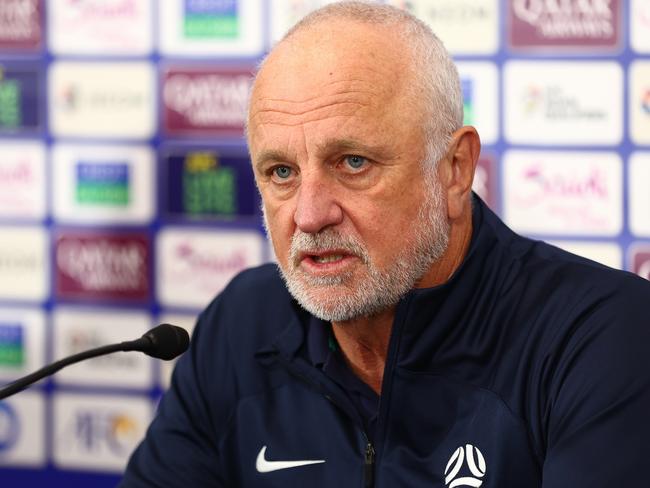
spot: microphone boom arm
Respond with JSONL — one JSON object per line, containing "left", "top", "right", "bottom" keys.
{"left": 0, "top": 323, "right": 190, "bottom": 401}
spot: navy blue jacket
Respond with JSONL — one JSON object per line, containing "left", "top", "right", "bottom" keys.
{"left": 121, "top": 198, "right": 650, "bottom": 487}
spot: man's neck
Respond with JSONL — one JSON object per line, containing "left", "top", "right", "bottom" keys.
{"left": 331, "top": 214, "right": 474, "bottom": 395}
{"left": 331, "top": 307, "right": 394, "bottom": 395}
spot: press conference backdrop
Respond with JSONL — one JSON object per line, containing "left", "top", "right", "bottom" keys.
{"left": 0, "top": 0, "right": 648, "bottom": 486}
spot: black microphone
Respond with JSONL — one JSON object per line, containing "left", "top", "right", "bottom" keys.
{"left": 0, "top": 323, "right": 190, "bottom": 401}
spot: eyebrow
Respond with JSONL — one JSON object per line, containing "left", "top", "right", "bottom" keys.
{"left": 253, "top": 138, "right": 391, "bottom": 173}
{"left": 254, "top": 150, "right": 288, "bottom": 172}
{"left": 314, "top": 138, "right": 388, "bottom": 160}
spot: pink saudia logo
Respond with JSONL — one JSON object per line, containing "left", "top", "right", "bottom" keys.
{"left": 516, "top": 163, "right": 609, "bottom": 206}
{"left": 175, "top": 243, "right": 247, "bottom": 273}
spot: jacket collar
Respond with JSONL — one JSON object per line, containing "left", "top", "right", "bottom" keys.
{"left": 259, "top": 194, "right": 513, "bottom": 363}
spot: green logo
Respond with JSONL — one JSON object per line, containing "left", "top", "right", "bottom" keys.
{"left": 0, "top": 78, "right": 21, "bottom": 129}
{"left": 183, "top": 152, "right": 237, "bottom": 216}
{"left": 0, "top": 324, "right": 24, "bottom": 368}
{"left": 183, "top": 0, "right": 239, "bottom": 39}
{"left": 75, "top": 162, "right": 130, "bottom": 207}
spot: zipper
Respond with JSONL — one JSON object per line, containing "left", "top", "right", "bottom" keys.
{"left": 364, "top": 441, "right": 375, "bottom": 488}
{"left": 273, "top": 353, "right": 377, "bottom": 487}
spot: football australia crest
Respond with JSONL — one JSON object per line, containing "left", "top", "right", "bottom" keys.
{"left": 444, "top": 444, "right": 487, "bottom": 487}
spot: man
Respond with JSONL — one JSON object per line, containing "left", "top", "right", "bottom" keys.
{"left": 121, "top": 3, "right": 650, "bottom": 487}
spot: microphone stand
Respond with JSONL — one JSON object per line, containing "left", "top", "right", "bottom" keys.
{"left": 0, "top": 324, "right": 189, "bottom": 401}
{"left": 0, "top": 339, "right": 147, "bottom": 401}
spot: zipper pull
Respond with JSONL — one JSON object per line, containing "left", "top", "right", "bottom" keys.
{"left": 364, "top": 442, "right": 375, "bottom": 488}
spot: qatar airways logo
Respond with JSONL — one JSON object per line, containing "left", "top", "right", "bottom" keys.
{"left": 163, "top": 68, "right": 252, "bottom": 134}
{"left": 410, "top": 1, "right": 490, "bottom": 22}
{"left": 55, "top": 234, "right": 150, "bottom": 302}
{"left": 504, "top": 151, "right": 622, "bottom": 236}
{"left": 510, "top": 0, "right": 619, "bottom": 47}
{"left": 0, "top": 0, "right": 41, "bottom": 49}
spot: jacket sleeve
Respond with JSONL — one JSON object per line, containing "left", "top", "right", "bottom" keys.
{"left": 541, "top": 277, "right": 650, "bottom": 487}
{"left": 119, "top": 296, "right": 234, "bottom": 488}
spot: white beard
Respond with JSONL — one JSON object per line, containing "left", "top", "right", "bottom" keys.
{"left": 267, "top": 172, "right": 450, "bottom": 322}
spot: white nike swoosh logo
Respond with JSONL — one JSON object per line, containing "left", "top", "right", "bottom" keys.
{"left": 255, "top": 445, "right": 325, "bottom": 473}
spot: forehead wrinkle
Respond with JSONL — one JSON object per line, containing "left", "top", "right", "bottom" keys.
{"left": 251, "top": 100, "right": 371, "bottom": 128}
{"left": 260, "top": 78, "right": 381, "bottom": 105}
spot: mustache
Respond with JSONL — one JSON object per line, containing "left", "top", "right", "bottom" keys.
{"left": 289, "top": 229, "right": 370, "bottom": 265}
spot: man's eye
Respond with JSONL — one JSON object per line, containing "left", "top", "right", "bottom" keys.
{"left": 344, "top": 155, "right": 367, "bottom": 170}
{"left": 273, "top": 166, "right": 292, "bottom": 179}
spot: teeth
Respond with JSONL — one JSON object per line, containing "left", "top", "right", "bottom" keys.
{"left": 313, "top": 254, "right": 343, "bottom": 263}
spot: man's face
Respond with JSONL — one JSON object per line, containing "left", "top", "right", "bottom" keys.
{"left": 248, "top": 21, "right": 450, "bottom": 322}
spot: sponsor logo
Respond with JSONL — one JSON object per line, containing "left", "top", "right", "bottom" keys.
{"left": 445, "top": 444, "right": 487, "bottom": 488}
{"left": 157, "top": 228, "right": 264, "bottom": 308}
{"left": 643, "top": 89, "right": 650, "bottom": 115}
{"left": 75, "top": 411, "right": 138, "bottom": 456}
{"left": 630, "top": 248, "right": 650, "bottom": 281}
{"left": 159, "top": 0, "right": 262, "bottom": 56}
{"left": 53, "top": 394, "right": 150, "bottom": 472}
{"left": 163, "top": 149, "right": 258, "bottom": 219}
{"left": 461, "top": 78, "right": 474, "bottom": 125}
{"left": 522, "top": 83, "right": 608, "bottom": 120}
{"left": 456, "top": 62, "right": 499, "bottom": 145}
{"left": 629, "top": 62, "right": 650, "bottom": 145}
{"left": 472, "top": 155, "right": 497, "bottom": 210}
{"left": 631, "top": 0, "right": 650, "bottom": 53}
{"left": 55, "top": 232, "right": 150, "bottom": 302}
{"left": 49, "top": 62, "right": 155, "bottom": 139}
{"left": 0, "top": 402, "right": 19, "bottom": 452}
{"left": 0, "top": 393, "right": 45, "bottom": 467}
{"left": 389, "top": 0, "right": 498, "bottom": 54}
{"left": 163, "top": 67, "right": 252, "bottom": 135}
{"left": 0, "top": 64, "right": 41, "bottom": 133}
{"left": 75, "top": 162, "right": 130, "bottom": 206}
{"left": 629, "top": 152, "right": 650, "bottom": 237}
{"left": 504, "top": 151, "right": 622, "bottom": 235}
{"left": 49, "top": 0, "right": 152, "bottom": 55}
{"left": 69, "top": 328, "right": 138, "bottom": 368}
{"left": 0, "top": 324, "right": 24, "bottom": 368}
{"left": 52, "top": 144, "right": 154, "bottom": 224}
{"left": 505, "top": 61, "right": 622, "bottom": 145}
{"left": 53, "top": 308, "right": 151, "bottom": 388}
{"left": 0, "top": 309, "right": 45, "bottom": 382}
{"left": 0, "top": 141, "right": 46, "bottom": 219}
{"left": 0, "top": 0, "right": 41, "bottom": 50}
{"left": 255, "top": 446, "right": 325, "bottom": 473}
{"left": 509, "top": 0, "right": 621, "bottom": 49}
{"left": 183, "top": 0, "right": 239, "bottom": 39}
{"left": 0, "top": 227, "right": 48, "bottom": 302}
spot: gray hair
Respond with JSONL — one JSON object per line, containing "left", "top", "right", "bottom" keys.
{"left": 274, "top": 1, "right": 464, "bottom": 167}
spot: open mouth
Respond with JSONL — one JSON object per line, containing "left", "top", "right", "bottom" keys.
{"left": 298, "top": 250, "right": 354, "bottom": 270}
{"left": 311, "top": 254, "right": 345, "bottom": 264}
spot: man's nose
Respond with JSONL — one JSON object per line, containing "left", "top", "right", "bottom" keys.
{"left": 293, "top": 172, "right": 343, "bottom": 234}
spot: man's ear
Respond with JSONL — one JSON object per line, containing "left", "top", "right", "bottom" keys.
{"left": 439, "top": 126, "right": 481, "bottom": 220}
